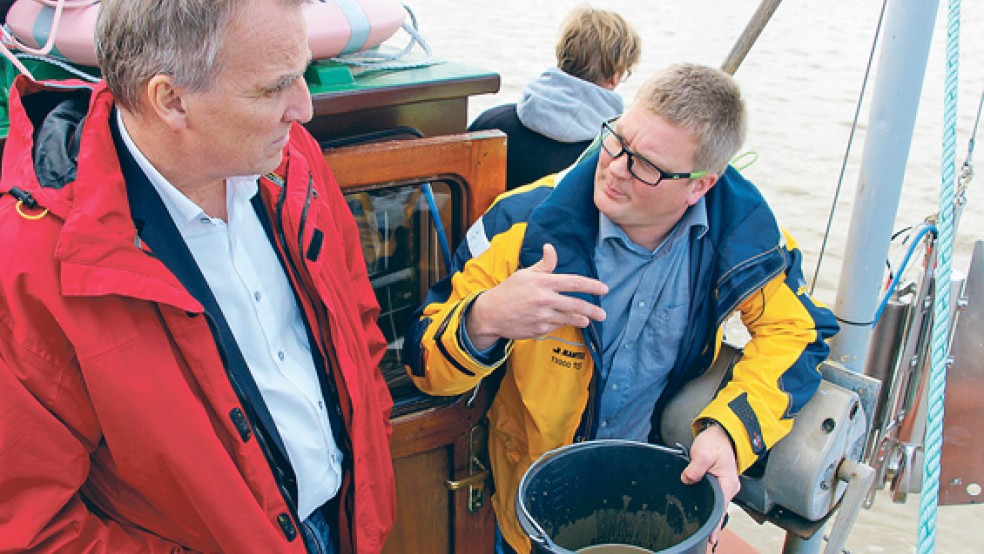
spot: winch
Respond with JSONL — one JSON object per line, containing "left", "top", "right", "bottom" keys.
{"left": 659, "top": 343, "right": 878, "bottom": 554}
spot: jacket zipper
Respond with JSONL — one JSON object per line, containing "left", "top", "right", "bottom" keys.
{"left": 301, "top": 520, "right": 324, "bottom": 554}
{"left": 575, "top": 321, "right": 604, "bottom": 441}
{"left": 200, "top": 310, "right": 306, "bottom": 546}
{"left": 713, "top": 246, "right": 785, "bottom": 329}
{"left": 272, "top": 178, "right": 351, "bottom": 454}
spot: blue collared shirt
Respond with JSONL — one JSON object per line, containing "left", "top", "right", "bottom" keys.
{"left": 593, "top": 200, "right": 708, "bottom": 441}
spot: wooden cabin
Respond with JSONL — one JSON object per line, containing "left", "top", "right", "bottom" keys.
{"left": 309, "top": 59, "right": 504, "bottom": 553}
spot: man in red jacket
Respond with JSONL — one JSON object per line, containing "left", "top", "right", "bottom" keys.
{"left": 0, "top": 0, "right": 395, "bottom": 552}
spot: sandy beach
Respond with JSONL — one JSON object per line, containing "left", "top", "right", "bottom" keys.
{"left": 404, "top": 0, "right": 984, "bottom": 550}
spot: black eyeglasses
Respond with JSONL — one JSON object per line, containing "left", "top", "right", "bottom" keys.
{"left": 600, "top": 120, "right": 707, "bottom": 187}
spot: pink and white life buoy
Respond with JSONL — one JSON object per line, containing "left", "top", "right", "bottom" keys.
{"left": 3, "top": 0, "right": 406, "bottom": 68}
{"left": 4, "top": 0, "right": 100, "bottom": 67}
{"left": 305, "top": 0, "right": 406, "bottom": 60}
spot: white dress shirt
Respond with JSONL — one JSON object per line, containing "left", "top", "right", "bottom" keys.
{"left": 117, "top": 111, "right": 342, "bottom": 520}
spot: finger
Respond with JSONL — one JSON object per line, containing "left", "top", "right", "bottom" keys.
{"left": 709, "top": 512, "right": 730, "bottom": 545}
{"left": 546, "top": 311, "right": 596, "bottom": 331}
{"left": 530, "top": 243, "right": 558, "bottom": 274}
{"left": 719, "top": 473, "right": 741, "bottom": 503}
{"left": 680, "top": 458, "right": 710, "bottom": 485}
{"left": 553, "top": 295, "right": 607, "bottom": 323}
{"left": 548, "top": 273, "right": 609, "bottom": 297}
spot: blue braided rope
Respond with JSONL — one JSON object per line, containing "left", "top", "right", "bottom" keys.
{"left": 917, "top": 0, "right": 960, "bottom": 551}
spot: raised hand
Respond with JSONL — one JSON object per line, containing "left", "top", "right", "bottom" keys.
{"left": 465, "top": 243, "right": 608, "bottom": 350}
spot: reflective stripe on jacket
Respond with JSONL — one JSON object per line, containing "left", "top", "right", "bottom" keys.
{"left": 405, "top": 153, "right": 839, "bottom": 552}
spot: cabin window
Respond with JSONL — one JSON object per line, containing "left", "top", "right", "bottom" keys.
{"left": 344, "top": 179, "right": 463, "bottom": 414}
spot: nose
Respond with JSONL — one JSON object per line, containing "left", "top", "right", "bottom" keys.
{"left": 606, "top": 149, "right": 633, "bottom": 180}
{"left": 284, "top": 76, "right": 314, "bottom": 124}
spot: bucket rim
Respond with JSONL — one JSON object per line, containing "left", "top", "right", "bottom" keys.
{"left": 515, "top": 439, "right": 726, "bottom": 554}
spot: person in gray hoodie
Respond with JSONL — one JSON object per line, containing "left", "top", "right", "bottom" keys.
{"left": 469, "top": 5, "right": 641, "bottom": 189}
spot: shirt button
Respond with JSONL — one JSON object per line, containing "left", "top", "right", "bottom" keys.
{"left": 199, "top": 216, "right": 210, "bottom": 224}
{"left": 612, "top": 384, "right": 618, "bottom": 390}
{"left": 318, "top": 400, "right": 325, "bottom": 410}
{"left": 638, "top": 301, "right": 646, "bottom": 308}
{"left": 253, "top": 291, "right": 261, "bottom": 302}
{"left": 600, "top": 421, "right": 608, "bottom": 428}
{"left": 277, "top": 351, "right": 285, "bottom": 361}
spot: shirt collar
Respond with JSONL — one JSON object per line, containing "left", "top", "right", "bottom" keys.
{"left": 597, "top": 197, "right": 709, "bottom": 255}
{"left": 114, "top": 109, "right": 259, "bottom": 227}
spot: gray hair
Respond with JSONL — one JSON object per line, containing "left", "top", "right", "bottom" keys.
{"left": 635, "top": 64, "right": 747, "bottom": 175}
{"left": 95, "top": 0, "right": 305, "bottom": 112}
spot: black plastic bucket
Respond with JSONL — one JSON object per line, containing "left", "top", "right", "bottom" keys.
{"left": 516, "top": 440, "right": 724, "bottom": 554}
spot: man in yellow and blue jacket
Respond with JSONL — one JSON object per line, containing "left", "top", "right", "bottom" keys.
{"left": 404, "top": 63, "right": 839, "bottom": 553}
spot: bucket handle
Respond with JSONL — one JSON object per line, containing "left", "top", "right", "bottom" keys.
{"left": 672, "top": 442, "right": 691, "bottom": 461}
{"left": 516, "top": 444, "right": 573, "bottom": 552}
{"left": 524, "top": 516, "right": 560, "bottom": 552}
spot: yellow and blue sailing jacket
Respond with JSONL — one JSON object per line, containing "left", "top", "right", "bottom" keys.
{"left": 404, "top": 152, "right": 839, "bottom": 551}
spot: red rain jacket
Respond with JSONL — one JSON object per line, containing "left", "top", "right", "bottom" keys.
{"left": 0, "top": 78, "right": 396, "bottom": 553}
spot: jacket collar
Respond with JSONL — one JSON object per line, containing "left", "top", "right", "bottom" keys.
{"left": 519, "top": 152, "right": 784, "bottom": 290}
{"left": 3, "top": 78, "right": 201, "bottom": 310}
{"left": 519, "top": 152, "right": 600, "bottom": 280}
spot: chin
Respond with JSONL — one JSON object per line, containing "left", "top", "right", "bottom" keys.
{"left": 257, "top": 153, "right": 285, "bottom": 176}
{"left": 594, "top": 190, "right": 620, "bottom": 218}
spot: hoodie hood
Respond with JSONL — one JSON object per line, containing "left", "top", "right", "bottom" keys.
{"left": 516, "top": 67, "right": 624, "bottom": 143}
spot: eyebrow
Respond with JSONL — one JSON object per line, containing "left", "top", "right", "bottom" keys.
{"left": 269, "top": 55, "right": 313, "bottom": 91}
{"left": 613, "top": 124, "right": 661, "bottom": 169}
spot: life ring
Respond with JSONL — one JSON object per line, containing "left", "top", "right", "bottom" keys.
{"left": 5, "top": 0, "right": 100, "bottom": 67}
{"left": 4, "top": 0, "right": 406, "bottom": 68}
{"left": 305, "top": 0, "right": 406, "bottom": 60}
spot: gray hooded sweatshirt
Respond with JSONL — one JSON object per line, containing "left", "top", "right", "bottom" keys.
{"left": 516, "top": 66, "right": 625, "bottom": 143}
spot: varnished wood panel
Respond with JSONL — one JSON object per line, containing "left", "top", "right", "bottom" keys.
{"left": 382, "top": 448, "right": 451, "bottom": 554}
{"left": 324, "top": 130, "right": 507, "bottom": 228}
{"left": 325, "top": 133, "right": 505, "bottom": 553}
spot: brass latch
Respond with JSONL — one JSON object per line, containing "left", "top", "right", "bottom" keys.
{"left": 445, "top": 424, "right": 490, "bottom": 512}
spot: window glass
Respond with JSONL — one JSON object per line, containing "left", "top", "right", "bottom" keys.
{"left": 344, "top": 179, "right": 460, "bottom": 414}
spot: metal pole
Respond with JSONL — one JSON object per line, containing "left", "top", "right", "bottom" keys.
{"left": 826, "top": 0, "right": 940, "bottom": 375}
{"left": 720, "top": 0, "right": 783, "bottom": 75}
{"left": 787, "top": 0, "right": 941, "bottom": 553}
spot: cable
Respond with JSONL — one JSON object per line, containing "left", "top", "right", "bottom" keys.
{"left": 809, "top": 0, "right": 890, "bottom": 295}
{"left": 871, "top": 224, "right": 937, "bottom": 326}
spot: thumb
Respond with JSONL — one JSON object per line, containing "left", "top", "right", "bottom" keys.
{"left": 530, "top": 243, "right": 558, "bottom": 274}
{"left": 680, "top": 459, "right": 707, "bottom": 485}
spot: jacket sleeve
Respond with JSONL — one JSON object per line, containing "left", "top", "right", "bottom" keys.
{"left": 403, "top": 223, "right": 529, "bottom": 395}
{"left": 304, "top": 129, "right": 394, "bottom": 428}
{"left": 334, "top": 179, "right": 394, "bottom": 428}
{"left": 0, "top": 355, "right": 188, "bottom": 553}
{"left": 696, "top": 231, "right": 840, "bottom": 472}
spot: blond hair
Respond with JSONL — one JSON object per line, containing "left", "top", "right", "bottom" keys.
{"left": 636, "top": 64, "right": 747, "bottom": 174}
{"left": 555, "top": 5, "right": 641, "bottom": 87}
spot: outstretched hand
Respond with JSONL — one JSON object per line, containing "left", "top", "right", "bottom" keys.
{"left": 466, "top": 243, "right": 608, "bottom": 350}
{"left": 681, "top": 423, "right": 741, "bottom": 546}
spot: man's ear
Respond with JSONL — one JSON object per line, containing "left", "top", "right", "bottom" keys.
{"left": 688, "top": 173, "right": 719, "bottom": 205}
{"left": 600, "top": 73, "right": 621, "bottom": 91}
{"left": 145, "top": 75, "right": 188, "bottom": 129}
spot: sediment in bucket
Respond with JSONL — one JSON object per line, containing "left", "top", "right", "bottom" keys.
{"left": 516, "top": 440, "right": 724, "bottom": 554}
